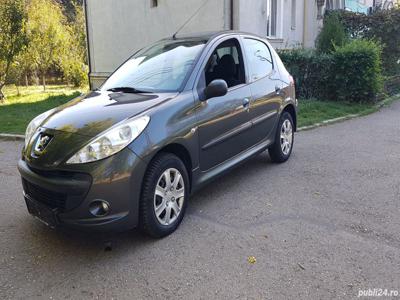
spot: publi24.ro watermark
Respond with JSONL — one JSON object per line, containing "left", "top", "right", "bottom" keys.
{"left": 358, "top": 288, "right": 399, "bottom": 297}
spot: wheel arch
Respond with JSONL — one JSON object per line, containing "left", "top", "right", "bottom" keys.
{"left": 282, "top": 104, "right": 297, "bottom": 131}
{"left": 150, "top": 143, "right": 193, "bottom": 191}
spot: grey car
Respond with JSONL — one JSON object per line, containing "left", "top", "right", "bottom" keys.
{"left": 18, "top": 31, "right": 297, "bottom": 237}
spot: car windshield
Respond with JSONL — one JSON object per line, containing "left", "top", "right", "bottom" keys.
{"left": 101, "top": 39, "right": 206, "bottom": 93}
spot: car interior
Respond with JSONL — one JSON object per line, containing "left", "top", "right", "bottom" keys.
{"left": 205, "top": 39, "right": 246, "bottom": 88}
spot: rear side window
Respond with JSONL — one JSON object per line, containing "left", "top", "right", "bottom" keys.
{"left": 243, "top": 38, "right": 273, "bottom": 81}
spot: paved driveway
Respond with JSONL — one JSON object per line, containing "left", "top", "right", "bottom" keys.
{"left": 1, "top": 101, "right": 400, "bottom": 300}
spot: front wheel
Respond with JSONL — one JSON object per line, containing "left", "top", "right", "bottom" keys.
{"left": 268, "top": 112, "right": 294, "bottom": 163}
{"left": 139, "top": 153, "right": 189, "bottom": 238}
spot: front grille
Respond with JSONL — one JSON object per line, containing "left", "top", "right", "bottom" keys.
{"left": 22, "top": 179, "right": 67, "bottom": 210}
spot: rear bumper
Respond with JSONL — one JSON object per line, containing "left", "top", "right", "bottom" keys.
{"left": 18, "top": 148, "right": 148, "bottom": 232}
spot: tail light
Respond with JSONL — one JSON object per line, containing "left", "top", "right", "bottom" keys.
{"left": 289, "top": 75, "right": 295, "bottom": 87}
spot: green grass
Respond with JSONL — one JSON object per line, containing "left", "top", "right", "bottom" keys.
{"left": 298, "top": 99, "right": 380, "bottom": 128}
{"left": 0, "top": 85, "right": 398, "bottom": 134}
{"left": 0, "top": 85, "right": 86, "bottom": 134}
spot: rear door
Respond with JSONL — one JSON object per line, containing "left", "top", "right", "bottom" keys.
{"left": 195, "top": 37, "right": 253, "bottom": 171}
{"left": 242, "top": 37, "right": 283, "bottom": 142}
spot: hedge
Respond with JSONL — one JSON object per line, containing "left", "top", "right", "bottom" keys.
{"left": 333, "top": 9, "right": 400, "bottom": 76}
{"left": 278, "top": 49, "right": 333, "bottom": 100}
{"left": 316, "top": 13, "right": 347, "bottom": 54}
{"left": 279, "top": 39, "right": 383, "bottom": 103}
{"left": 332, "top": 39, "right": 383, "bottom": 102}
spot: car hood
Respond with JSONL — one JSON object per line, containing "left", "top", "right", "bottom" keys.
{"left": 41, "top": 90, "right": 178, "bottom": 137}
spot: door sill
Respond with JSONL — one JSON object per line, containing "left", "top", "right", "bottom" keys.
{"left": 192, "top": 138, "right": 272, "bottom": 192}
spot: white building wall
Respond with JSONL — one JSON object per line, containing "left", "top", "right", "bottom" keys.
{"left": 274, "top": 0, "right": 307, "bottom": 48}
{"left": 233, "top": 0, "right": 268, "bottom": 36}
{"left": 86, "top": 0, "right": 341, "bottom": 88}
{"left": 86, "top": 0, "right": 229, "bottom": 87}
{"left": 234, "top": 0, "right": 322, "bottom": 49}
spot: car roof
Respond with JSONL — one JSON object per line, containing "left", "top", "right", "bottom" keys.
{"left": 162, "top": 30, "right": 262, "bottom": 43}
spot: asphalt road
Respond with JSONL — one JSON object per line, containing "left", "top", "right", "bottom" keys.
{"left": 1, "top": 101, "right": 400, "bottom": 300}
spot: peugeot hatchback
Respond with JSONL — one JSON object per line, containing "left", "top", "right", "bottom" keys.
{"left": 18, "top": 31, "right": 297, "bottom": 237}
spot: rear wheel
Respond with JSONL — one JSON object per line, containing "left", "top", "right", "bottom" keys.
{"left": 268, "top": 112, "right": 294, "bottom": 163}
{"left": 139, "top": 153, "right": 189, "bottom": 238}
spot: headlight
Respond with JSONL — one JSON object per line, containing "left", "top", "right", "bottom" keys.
{"left": 25, "top": 111, "right": 52, "bottom": 148}
{"left": 66, "top": 115, "right": 150, "bottom": 164}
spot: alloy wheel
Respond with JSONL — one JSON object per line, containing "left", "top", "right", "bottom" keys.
{"left": 280, "top": 119, "right": 293, "bottom": 155}
{"left": 153, "top": 168, "right": 185, "bottom": 226}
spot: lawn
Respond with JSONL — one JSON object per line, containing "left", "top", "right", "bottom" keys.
{"left": 297, "top": 99, "right": 377, "bottom": 128}
{"left": 0, "top": 85, "right": 397, "bottom": 135}
{"left": 0, "top": 85, "right": 86, "bottom": 134}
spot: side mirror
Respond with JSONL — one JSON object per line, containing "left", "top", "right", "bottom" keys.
{"left": 204, "top": 79, "right": 228, "bottom": 100}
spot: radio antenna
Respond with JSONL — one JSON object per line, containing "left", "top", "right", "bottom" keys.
{"left": 172, "top": 0, "right": 211, "bottom": 39}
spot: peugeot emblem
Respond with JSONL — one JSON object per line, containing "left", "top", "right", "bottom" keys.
{"left": 34, "top": 134, "right": 52, "bottom": 155}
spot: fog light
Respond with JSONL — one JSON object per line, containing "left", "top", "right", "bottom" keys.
{"left": 89, "top": 200, "right": 110, "bottom": 217}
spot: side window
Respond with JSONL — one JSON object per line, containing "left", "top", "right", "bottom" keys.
{"left": 203, "top": 38, "right": 246, "bottom": 88}
{"left": 243, "top": 38, "right": 273, "bottom": 81}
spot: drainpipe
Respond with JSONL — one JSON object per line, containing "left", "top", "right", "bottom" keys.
{"left": 83, "top": 0, "right": 92, "bottom": 90}
{"left": 230, "top": 0, "right": 234, "bottom": 30}
{"left": 229, "top": 0, "right": 239, "bottom": 30}
{"left": 302, "top": 0, "right": 307, "bottom": 47}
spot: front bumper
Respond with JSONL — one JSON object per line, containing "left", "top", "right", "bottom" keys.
{"left": 18, "top": 148, "right": 148, "bottom": 232}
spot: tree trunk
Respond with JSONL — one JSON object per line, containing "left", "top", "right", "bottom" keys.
{"left": 42, "top": 73, "right": 46, "bottom": 91}
{"left": 25, "top": 73, "right": 29, "bottom": 87}
{"left": 34, "top": 71, "right": 39, "bottom": 86}
{"left": 0, "top": 84, "right": 5, "bottom": 103}
{"left": 16, "top": 84, "right": 20, "bottom": 96}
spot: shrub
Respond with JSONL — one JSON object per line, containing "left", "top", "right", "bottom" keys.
{"left": 384, "top": 75, "right": 400, "bottom": 95}
{"left": 316, "top": 13, "right": 347, "bottom": 54}
{"left": 333, "top": 39, "right": 383, "bottom": 103}
{"left": 278, "top": 49, "right": 333, "bottom": 99}
{"left": 62, "top": 59, "right": 88, "bottom": 87}
{"left": 279, "top": 39, "right": 383, "bottom": 103}
{"left": 336, "top": 8, "right": 400, "bottom": 75}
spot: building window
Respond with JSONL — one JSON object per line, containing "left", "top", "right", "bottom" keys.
{"left": 291, "top": 0, "right": 296, "bottom": 30}
{"left": 151, "top": 0, "right": 158, "bottom": 8}
{"left": 266, "top": 0, "right": 278, "bottom": 37}
{"left": 327, "top": 0, "right": 345, "bottom": 10}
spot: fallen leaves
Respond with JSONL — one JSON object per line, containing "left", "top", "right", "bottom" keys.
{"left": 247, "top": 256, "right": 256, "bottom": 264}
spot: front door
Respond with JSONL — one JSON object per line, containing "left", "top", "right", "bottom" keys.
{"left": 195, "top": 38, "right": 253, "bottom": 171}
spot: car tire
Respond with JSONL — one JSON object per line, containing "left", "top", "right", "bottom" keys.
{"left": 268, "top": 112, "right": 294, "bottom": 163}
{"left": 139, "top": 152, "right": 189, "bottom": 238}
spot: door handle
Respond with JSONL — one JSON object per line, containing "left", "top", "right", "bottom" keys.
{"left": 243, "top": 98, "right": 250, "bottom": 111}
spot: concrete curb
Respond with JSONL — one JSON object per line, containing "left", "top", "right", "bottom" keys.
{"left": 298, "top": 114, "right": 359, "bottom": 132}
{"left": 0, "top": 133, "right": 25, "bottom": 141}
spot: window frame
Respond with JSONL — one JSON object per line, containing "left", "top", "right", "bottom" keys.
{"left": 291, "top": 0, "right": 297, "bottom": 30}
{"left": 241, "top": 37, "right": 275, "bottom": 83}
{"left": 266, "top": 0, "right": 280, "bottom": 38}
{"left": 150, "top": 0, "right": 158, "bottom": 8}
{"left": 194, "top": 36, "right": 249, "bottom": 95}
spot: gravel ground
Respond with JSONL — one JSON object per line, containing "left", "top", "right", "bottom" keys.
{"left": 0, "top": 101, "right": 399, "bottom": 300}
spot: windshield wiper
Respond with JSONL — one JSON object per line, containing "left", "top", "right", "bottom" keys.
{"left": 106, "top": 87, "right": 152, "bottom": 93}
